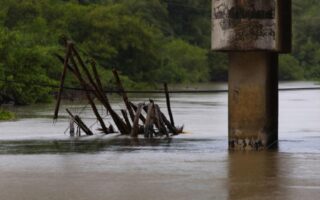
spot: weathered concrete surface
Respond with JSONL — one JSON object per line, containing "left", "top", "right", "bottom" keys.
{"left": 211, "top": 0, "right": 291, "bottom": 52}
{"left": 228, "top": 52, "right": 278, "bottom": 150}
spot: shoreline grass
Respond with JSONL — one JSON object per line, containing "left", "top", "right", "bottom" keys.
{"left": 0, "top": 108, "right": 15, "bottom": 121}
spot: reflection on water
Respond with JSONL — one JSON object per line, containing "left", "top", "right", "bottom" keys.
{"left": 228, "top": 152, "right": 280, "bottom": 200}
{"left": 0, "top": 138, "right": 225, "bottom": 154}
{"left": 228, "top": 152, "right": 320, "bottom": 200}
{"left": 1, "top": 82, "right": 320, "bottom": 200}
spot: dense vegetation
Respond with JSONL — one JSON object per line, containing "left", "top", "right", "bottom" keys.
{"left": 0, "top": 0, "right": 319, "bottom": 105}
{"left": 0, "top": 108, "right": 15, "bottom": 120}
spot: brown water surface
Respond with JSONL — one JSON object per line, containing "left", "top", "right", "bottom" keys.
{"left": 0, "top": 82, "right": 320, "bottom": 200}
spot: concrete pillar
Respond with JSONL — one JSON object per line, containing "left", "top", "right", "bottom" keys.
{"left": 211, "top": 0, "right": 291, "bottom": 150}
{"left": 228, "top": 52, "right": 278, "bottom": 150}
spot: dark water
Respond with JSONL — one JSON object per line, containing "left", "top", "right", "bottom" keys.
{"left": 0, "top": 82, "right": 320, "bottom": 200}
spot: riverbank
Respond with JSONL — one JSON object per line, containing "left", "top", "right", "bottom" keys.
{"left": 0, "top": 108, "right": 15, "bottom": 121}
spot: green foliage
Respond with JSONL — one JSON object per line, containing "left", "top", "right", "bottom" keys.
{"left": 279, "top": 55, "right": 304, "bottom": 80}
{"left": 291, "top": 0, "right": 320, "bottom": 80}
{"left": 207, "top": 52, "right": 228, "bottom": 81}
{"left": 0, "top": 0, "right": 319, "bottom": 105}
{"left": 82, "top": 4, "right": 162, "bottom": 81}
{"left": 0, "top": 108, "right": 15, "bottom": 121}
{"left": 153, "top": 39, "right": 209, "bottom": 83}
{"left": 162, "top": 0, "right": 211, "bottom": 47}
{"left": 0, "top": 28, "right": 58, "bottom": 105}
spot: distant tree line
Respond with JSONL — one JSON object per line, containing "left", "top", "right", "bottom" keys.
{"left": 0, "top": 0, "right": 318, "bottom": 104}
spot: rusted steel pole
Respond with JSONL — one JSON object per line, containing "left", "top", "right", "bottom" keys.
{"left": 144, "top": 102, "right": 155, "bottom": 138}
{"left": 90, "top": 60, "right": 104, "bottom": 92}
{"left": 154, "top": 104, "right": 169, "bottom": 137}
{"left": 66, "top": 108, "right": 94, "bottom": 136}
{"left": 121, "top": 109, "right": 132, "bottom": 131}
{"left": 130, "top": 102, "right": 146, "bottom": 123}
{"left": 53, "top": 43, "right": 72, "bottom": 120}
{"left": 71, "top": 46, "right": 129, "bottom": 135}
{"left": 112, "top": 69, "right": 135, "bottom": 122}
{"left": 164, "top": 83, "right": 175, "bottom": 127}
{"left": 68, "top": 52, "right": 109, "bottom": 134}
{"left": 72, "top": 46, "right": 102, "bottom": 94}
{"left": 131, "top": 103, "right": 144, "bottom": 137}
{"left": 212, "top": 0, "right": 291, "bottom": 150}
{"left": 160, "top": 110, "right": 177, "bottom": 135}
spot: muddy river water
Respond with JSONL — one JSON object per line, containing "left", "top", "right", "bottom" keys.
{"left": 1, "top": 82, "right": 320, "bottom": 200}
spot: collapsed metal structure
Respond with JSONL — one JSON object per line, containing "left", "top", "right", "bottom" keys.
{"left": 53, "top": 40, "right": 183, "bottom": 138}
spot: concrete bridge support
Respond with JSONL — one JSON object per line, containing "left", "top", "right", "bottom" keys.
{"left": 211, "top": 0, "right": 291, "bottom": 150}
{"left": 228, "top": 52, "right": 278, "bottom": 150}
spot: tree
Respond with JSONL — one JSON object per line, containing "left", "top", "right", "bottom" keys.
{"left": 279, "top": 55, "right": 304, "bottom": 80}
{"left": 0, "top": 29, "right": 57, "bottom": 104}
{"left": 153, "top": 39, "right": 209, "bottom": 83}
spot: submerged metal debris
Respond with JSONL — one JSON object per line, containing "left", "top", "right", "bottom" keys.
{"left": 54, "top": 40, "right": 183, "bottom": 138}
